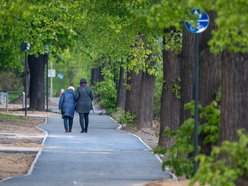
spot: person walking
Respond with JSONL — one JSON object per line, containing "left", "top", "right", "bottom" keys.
{"left": 59, "top": 89, "right": 64, "bottom": 97}
{"left": 75, "top": 78, "right": 94, "bottom": 133}
{"left": 59, "top": 86, "right": 75, "bottom": 133}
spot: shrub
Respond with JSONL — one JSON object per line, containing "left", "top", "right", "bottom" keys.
{"left": 190, "top": 129, "right": 248, "bottom": 186}
{"left": 94, "top": 70, "right": 117, "bottom": 113}
{"left": 119, "top": 111, "right": 136, "bottom": 126}
{"left": 154, "top": 98, "right": 221, "bottom": 178}
{"left": 153, "top": 118, "right": 195, "bottom": 177}
{"left": 112, "top": 108, "right": 136, "bottom": 126}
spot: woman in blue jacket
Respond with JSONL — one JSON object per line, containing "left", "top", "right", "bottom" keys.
{"left": 59, "top": 86, "right": 75, "bottom": 133}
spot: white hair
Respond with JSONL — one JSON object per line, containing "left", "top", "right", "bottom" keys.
{"left": 67, "top": 86, "right": 75, "bottom": 91}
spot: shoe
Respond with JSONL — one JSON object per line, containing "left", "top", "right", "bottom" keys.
{"left": 85, "top": 129, "right": 87, "bottom": 133}
{"left": 65, "top": 130, "right": 69, "bottom": 133}
{"left": 80, "top": 130, "right": 84, "bottom": 133}
{"left": 69, "top": 129, "right": 72, "bottom": 132}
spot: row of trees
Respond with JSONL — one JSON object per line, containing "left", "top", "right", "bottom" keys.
{"left": 87, "top": 1, "right": 248, "bottom": 144}
{"left": 1, "top": 0, "right": 247, "bottom": 183}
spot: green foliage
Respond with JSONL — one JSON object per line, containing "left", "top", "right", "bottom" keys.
{"left": 112, "top": 108, "right": 136, "bottom": 126}
{"left": 184, "top": 98, "right": 221, "bottom": 146}
{"left": 128, "top": 35, "right": 163, "bottom": 76}
{"left": 190, "top": 0, "right": 248, "bottom": 54}
{"left": 0, "top": 0, "right": 84, "bottom": 72}
{"left": 190, "top": 129, "right": 248, "bottom": 186}
{"left": 0, "top": 71, "right": 23, "bottom": 91}
{"left": 164, "top": 31, "right": 182, "bottom": 54}
{"left": 148, "top": 0, "right": 248, "bottom": 54}
{"left": 154, "top": 97, "right": 221, "bottom": 178}
{"left": 51, "top": 50, "right": 91, "bottom": 96}
{"left": 8, "top": 92, "right": 23, "bottom": 103}
{"left": 172, "top": 78, "right": 181, "bottom": 99}
{"left": 119, "top": 111, "right": 136, "bottom": 126}
{"left": 153, "top": 68, "right": 163, "bottom": 118}
{"left": 94, "top": 69, "right": 117, "bottom": 113}
{"left": 147, "top": 0, "right": 190, "bottom": 30}
{"left": 154, "top": 118, "right": 195, "bottom": 177}
{"left": 200, "top": 102, "right": 220, "bottom": 145}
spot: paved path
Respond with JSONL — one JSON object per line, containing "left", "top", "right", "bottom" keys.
{"left": 0, "top": 99, "right": 170, "bottom": 186}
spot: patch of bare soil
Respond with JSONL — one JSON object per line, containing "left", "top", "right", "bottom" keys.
{"left": 0, "top": 152, "right": 36, "bottom": 180}
{"left": 0, "top": 138, "right": 44, "bottom": 148}
{"left": 0, "top": 116, "right": 45, "bottom": 136}
{"left": 0, "top": 111, "right": 46, "bottom": 181}
{"left": 145, "top": 179, "right": 191, "bottom": 186}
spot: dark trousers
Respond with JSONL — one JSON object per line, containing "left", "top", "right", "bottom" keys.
{"left": 79, "top": 113, "right": 89, "bottom": 132}
{"left": 63, "top": 116, "right": 73, "bottom": 131}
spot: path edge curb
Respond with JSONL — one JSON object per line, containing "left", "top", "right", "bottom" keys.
{"left": 109, "top": 116, "right": 178, "bottom": 181}
{"left": 0, "top": 117, "right": 49, "bottom": 183}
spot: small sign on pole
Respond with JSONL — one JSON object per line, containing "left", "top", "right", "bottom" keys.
{"left": 185, "top": 9, "right": 209, "bottom": 34}
{"left": 48, "top": 69, "right": 56, "bottom": 77}
{"left": 57, "top": 73, "right": 64, "bottom": 79}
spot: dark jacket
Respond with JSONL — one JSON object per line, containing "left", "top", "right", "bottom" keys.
{"left": 75, "top": 86, "right": 93, "bottom": 113}
{"left": 59, "top": 89, "right": 75, "bottom": 118}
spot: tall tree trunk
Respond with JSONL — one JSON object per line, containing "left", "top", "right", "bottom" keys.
{"left": 181, "top": 12, "right": 221, "bottom": 120}
{"left": 199, "top": 11, "right": 221, "bottom": 107}
{"left": 90, "top": 67, "right": 104, "bottom": 85}
{"left": 116, "top": 65, "right": 126, "bottom": 109}
{"left": 180, "top": 12, "right": 222, "bottom": 154}
{"left": 28, "top": 54, "right": 47, "bottom": 111}
{"left": 125, "top": 70, "right": 142, "bottom": 118}
{"left": 137, "top": 71, "right": 156, "bottom": 129}
{"left": 220, "top": 52, "right": 248, "bottom": 142}
{"left": 180, "top": 30, "right": 196, "bottom": 124}
{"left": 159, "top": 49, "right": 181, "bottom": 147}
{"left": 199, "top": 11, "right": 221, "bottom": 154}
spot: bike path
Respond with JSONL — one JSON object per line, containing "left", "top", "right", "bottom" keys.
{"left": 1, "top": 112, "right": 170, "bottom": 186}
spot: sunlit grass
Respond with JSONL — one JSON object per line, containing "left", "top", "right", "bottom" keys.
{"left": 0, "top": 114, "right": 26, "bottom": 122}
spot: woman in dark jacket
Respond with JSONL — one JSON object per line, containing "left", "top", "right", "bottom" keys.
{"left": 75, "top": 78, "right": 93, "bottom": 133}
{"left": 59, "top": 86, "right": 75, "bottom": 133}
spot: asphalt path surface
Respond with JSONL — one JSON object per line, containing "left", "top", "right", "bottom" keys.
{"left": 0, "top": 98, "right": 170, "bottom": 186}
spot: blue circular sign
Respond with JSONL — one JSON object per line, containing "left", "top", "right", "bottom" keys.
{"left": 57, "top": 73, "right": 64, "bottom": 79}
{"left": 185, "top": 9, "right": 209, "bottom": 33}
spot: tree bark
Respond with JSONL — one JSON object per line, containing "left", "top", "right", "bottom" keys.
{"left": 199, "top": 11, "right": 221, "bottom": 154}
{"left": 199, "top": 11, "right": 221, "bottom": 107}
{"left": 28, "top": 54, "right": 47, "bottom": 110}
{"left": 220, "top": 52, "right": 248, "bottom": 142}
{"left": 116, "top": 65, "right": 126, "bottom": 109}
{"left": 125, "top": 70, "right": 142, "bottom": 118}
{"left": 181, "top": 11, "right": 221, "bottom": 122}
{"left": 90, "top": 67, "right": 104, "bottom": 85}
{"left": 159, "top": 49, "right": 181, "bottom": 147}
{"left": 137, "top": 71, "right": 155, "bottom": 129}
{"left": 180, "top": 30, "right": 196, "bottom": 124}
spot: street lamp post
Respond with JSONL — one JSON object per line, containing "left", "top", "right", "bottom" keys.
{"left": 21, "top": 42, "right": 30, "bottom": 116}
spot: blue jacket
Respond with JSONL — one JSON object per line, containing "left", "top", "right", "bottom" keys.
{"left": 59, "top": 89, "right": 75, "bottom": 118}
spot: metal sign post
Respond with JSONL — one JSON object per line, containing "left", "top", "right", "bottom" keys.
{"left": 185, "top": 9, "right": 209, "bottom": 173}
{"left": 57, "top": 73, "right": 64, "bottom": 92}
{"left": 48, "top": 62, "right": 56, "bottom": 98}
{"left": 21, "top": 42, "right": 30, "bottom": 116}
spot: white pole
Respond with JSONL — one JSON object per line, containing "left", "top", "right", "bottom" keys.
{"left": 22, "top": 92, "right": 25, "bottom": 108}
{"left": 50, "top": 62, "right": 53, "bottom": 98}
